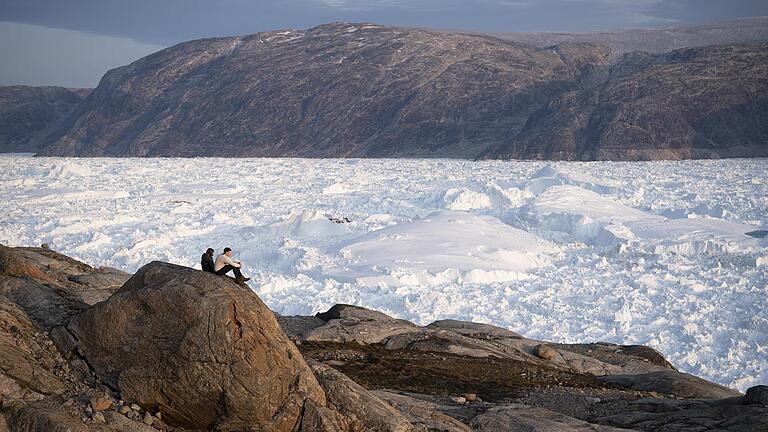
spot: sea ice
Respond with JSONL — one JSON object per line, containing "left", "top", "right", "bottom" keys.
{"left": 0, "top": 155, "right": 765, "bottom": 392}
{"left": 335, "top": 211, "right": 555, "bottom": 286}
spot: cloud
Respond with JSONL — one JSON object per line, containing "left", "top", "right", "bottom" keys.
{"left": 0, "top": 1, "right": 765, "bottom": 63}
{"left": 3, "top": 0, "right": 763, "bottom": 46}
{"left": 642, "top": 0, "right": 768, "bottom": 23}
{"left": 0, "top": 22, "right": 164, "bottom": 88}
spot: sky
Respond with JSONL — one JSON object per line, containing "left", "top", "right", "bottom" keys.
{"left": 1, "top": 0, "right": 767, "bottom": 88}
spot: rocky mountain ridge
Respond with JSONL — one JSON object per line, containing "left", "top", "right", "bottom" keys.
{"left": 0, "top": 86, "right": 89, "bottom": 154}
{"left": 485, "top": 43, "right": 768, "bottom": 160}
{"left": 4, "top": 19, "right": 768, "bottom": 160}
{"left": 0, "top": 243, "right": 766, "bottom": 431}
{"left": 37, "top": 23, "right": 613, "bottom": 158}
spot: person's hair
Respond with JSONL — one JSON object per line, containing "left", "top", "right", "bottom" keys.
{"left": 223, "top": 247, "right": 232, "bottom": 254}
{"left": 206, "top": 248, "right": 214, "bottom": 254}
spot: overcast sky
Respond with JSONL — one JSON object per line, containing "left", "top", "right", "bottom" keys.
{"left": 1, "top": 0, "right": 767, "bottom": 87}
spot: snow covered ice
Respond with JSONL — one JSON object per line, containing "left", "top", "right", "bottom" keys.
{"left": 1, "top": 155, "right": 766, "bottom": 392}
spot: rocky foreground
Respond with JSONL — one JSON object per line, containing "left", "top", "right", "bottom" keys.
{"left": 0, "top": 244, "right": 766, "bottom": 431}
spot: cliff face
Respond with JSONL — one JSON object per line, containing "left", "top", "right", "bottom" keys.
{"left": 0, "top": 86, "right": 88, "bottom": 153}
{"left": 487, "top": 44, "right": 768, "bottom": 160}
{"left": 26, "top": 23, "right": 768, "bottom": 160}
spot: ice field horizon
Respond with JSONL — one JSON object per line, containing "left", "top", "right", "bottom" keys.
{"left": 2, "top": 154, "right": 766, "bottom": 392}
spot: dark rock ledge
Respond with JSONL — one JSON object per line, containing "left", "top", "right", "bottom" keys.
{"left": 0, "top": 244, "right": 765, "bottom": 431}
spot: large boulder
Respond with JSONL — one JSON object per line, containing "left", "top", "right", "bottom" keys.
{"left": 66, "top": 261, "right": 328, "bottom": 430}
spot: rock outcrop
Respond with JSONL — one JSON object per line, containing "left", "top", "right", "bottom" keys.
{"left": 0, "top": 244, "right": 131, "bottom": 431}
{"left": 0, "top": 245, "right": 129, "bottom": 328}
{"left": 309, "top": 361, "right": 418, "bottom": 431}
{"left": 286, "top": 304, "right": 767, "bottom": 431}
{"left": 599, "top": 370, "right": 742, "bottom": 399}
{"left": 371, "top": 391, "right": 472, "bottom": 432}
{"left": 304, "top": 304, "right": 423, "bottom": 345}
{"left": 287, "top": 304, "right": 675, "bottom": 379}
{"left": 471, "top": 405, "right": 632, "bottom": 431}
{"left": 597, "top": 388, "right": 768, "bottom": 431}
{"left": 29, "top": 21, "right": 768, "bottom": 160}
{"left": 64, "top": 261, "right": 327, "bottom": 430}
{"left": 1, "top": 246, "right": 765, "bottom": 432}
{"left": 0, "top": 86, "right": 88, "bottom": 154}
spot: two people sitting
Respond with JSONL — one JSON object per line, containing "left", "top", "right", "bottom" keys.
{"left": 201, "top": 247, "right": 251, "bottom": 284}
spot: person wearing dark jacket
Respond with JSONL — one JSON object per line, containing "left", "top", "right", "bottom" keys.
{"left": 201, "top": 248, "right": 215, "bottom": 273}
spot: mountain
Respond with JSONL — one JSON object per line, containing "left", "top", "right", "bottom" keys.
{"left": 0, "top": 86, "right": 89, "bottom": 153}
{"left": 486, "top": 43, "right": 768, "bottom": 160}
{"left": 27, "top": 20, "right": 768, "bottom": 159}
{"left": 38, "top": 23, "right": 612, "bottom": 158}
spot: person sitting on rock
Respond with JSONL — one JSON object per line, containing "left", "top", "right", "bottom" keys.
{"left": 215, "top": 247, "right": 251, "bottom": 283}
{"left": 201, "top": 248, "right": 215, "bottom": 273}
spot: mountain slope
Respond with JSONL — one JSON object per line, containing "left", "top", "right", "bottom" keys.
{"left": 35, "top": 22, "right": 768, "bottom": 160}
{"left": 486, "top": 43, "right": 768, "bottom": 160}
{"left": 38, "top": 23, "right": 611, "bottom": 158}
{"left": 0, "top": 86, "right": 88, "bottom": 153}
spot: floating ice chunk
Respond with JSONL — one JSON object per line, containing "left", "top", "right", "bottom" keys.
{"left": 628, "top": 217, "right": 765, "bottom": 253}
{"left": 463, "top": 269, "right": 529, "bottom": 284}
{"left": 323, "top": 182, "right": 353, "bottom": 194}
{"left": 441, "top": 188, "right": 493, "bottom": 211}
{"left": 335, "top": 211, "right": 555, "bottom": 286}
{"left": 529, "top": 185, "right": 764, "bottom": 253}
{"left": 46, "top": 163, "right": 92, "bottom": 178}
{"left": 527, "top": 164, "right": 623, "bottom": 195}
{"left": 270, "top": 210, "right": 347, "bottom": 238}
{"left": 364, "top": 213, "right": 396, "bottom": 230}
{"left": 484, "top": 183, "right": 533, "bottom": 208}
{"left": 24, "top": 189, "right": 129, "bottom": 204}
{"left": 660, "top": 203, "right": 733, "bottom": 220}
{"left": 528, "top": 185, "right": 661, "bottom": 246}
{"left": 532, "top": 185, "right": 657, "bottom": 224}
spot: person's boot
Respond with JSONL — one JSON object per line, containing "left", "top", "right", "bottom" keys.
{"left": 236, "top": 276, "right": 251, "bottom": 285}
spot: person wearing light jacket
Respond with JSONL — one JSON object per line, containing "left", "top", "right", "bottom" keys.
{"left": 215, "top": 247, "right": 251, "bottom": 283}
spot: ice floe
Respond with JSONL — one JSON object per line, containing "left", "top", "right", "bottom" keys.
{"left": 0, "top": 156, "right": 765, "bottom": 392}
